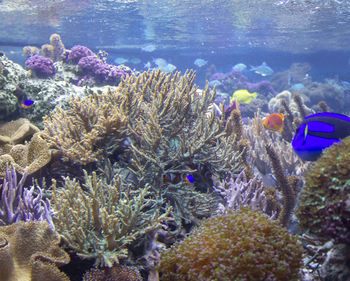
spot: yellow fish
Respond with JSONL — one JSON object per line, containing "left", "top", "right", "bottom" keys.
{"left": 230, "top": 89, "right": 257, "bottom": 104}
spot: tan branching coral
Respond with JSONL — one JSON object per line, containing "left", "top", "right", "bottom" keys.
{"left": 43, "top": 94, "right": 128, "bottom": 165}
{"left": 0, "top": 131, "right": 51, "bottom": 176}
{"left": 0, "top": 221, "right": 70, "bottom": 281}
{"left": 110, "top": 70, "right": 242, "bottom": 224}
{"left": 51, "top": 170, "right": 170, "bottom": 267}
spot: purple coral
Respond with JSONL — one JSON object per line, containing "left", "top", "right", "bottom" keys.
{"left": 78, "top": 55, "right": 127, "bottom": 85}
{"left": 25, "top": 55, "right": 55, "bottom": 78}
{"left": 68, "top": 45, "right": 95, "bottom": 64}
{"left": 0, "top": 167, "right": 53, "bottom": 228}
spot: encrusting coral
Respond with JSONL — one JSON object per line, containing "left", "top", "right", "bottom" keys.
{"left": 158, "top": 207, "right": 303, "bottom": 281}
{"left": 51, "top": 170, "right": 170, "bottom": 267}
{"left": 0, "top": 221, "right": 70, "bottom": 281}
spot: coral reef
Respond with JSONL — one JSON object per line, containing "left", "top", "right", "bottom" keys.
{"left": 0, "top": 221, "right": 70, "bottom": 281}
{"left": 51, "top": 170, "right": 170, "bottom": 267}
{"left": 296, "top": 135, "right": 350, "bottom": 243}
{"left": 0, "top": 167, "right": 53, "bottom": 226}
{"left": 158, "top": 208, "right": 303, "bottom": 281}
{"left": 68, "top": 45, "right": 95, "bottom": 64}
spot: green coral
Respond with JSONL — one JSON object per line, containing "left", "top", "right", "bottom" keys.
{"left": 158, "top": 208, "right": 303, "bottom": 281}
{"left": 296, "top": 136, "right": 350, "bottom": 243}
{"left": 51, "top": 170, "right": 170, "bottom": 267}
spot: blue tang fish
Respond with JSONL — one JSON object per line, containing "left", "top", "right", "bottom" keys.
{"left": 292, "top": 112, "right": 350, "bottom": 161}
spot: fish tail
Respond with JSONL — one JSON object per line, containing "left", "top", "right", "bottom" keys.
{"left": 252, "top": 92, "right": 258, "bottom": 99}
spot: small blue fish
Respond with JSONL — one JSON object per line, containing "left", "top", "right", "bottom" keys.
{"left": 194, "top": 58, "right": 208, "bottom": 67}
{"left": 141, "top": 44, "right": 156, "bottom": 52}
{"left": 292, "top": 112, "right": 350, "bottom": 161}
{"left": 21, "top": 99, "right": 35, "bottom": 109}
{"left": 250, "top": 62, "right": 274, "bottom": 76}
{"left": 232, "top": 63, "right": 247, "bottom": 72}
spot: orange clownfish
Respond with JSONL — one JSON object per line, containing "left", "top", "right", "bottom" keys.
{"left": 263, "top": 113, "right": 284, "bottom": 132}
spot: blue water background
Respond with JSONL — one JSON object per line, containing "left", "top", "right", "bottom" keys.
{"left": 1, "top": 0, "right": 350, "bottom": 87}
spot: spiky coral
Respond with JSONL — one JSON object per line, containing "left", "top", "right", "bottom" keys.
{"left": 296, "top": 136, "right": 350, "bottom": 243}
{"left": 43, "top": 94, "right": 128, "bottom": 165}
{"left": 158, "top": 208, "right": 303, "bottom": 281}
{"left": 51, "top": 170, "right": 170, "bottom": 267}
{"left": 114, "top": 70, "right": 242, "bottom": 224}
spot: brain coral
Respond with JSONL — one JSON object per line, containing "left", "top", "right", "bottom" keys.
{"left": 158, "top": 208, "right": 303, "bottom": 281}
{"left": 296, "top": 136, "right": 350, "bottom": 243}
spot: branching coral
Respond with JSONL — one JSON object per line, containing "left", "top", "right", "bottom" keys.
{"left": 296, "top": 136, "right": 350, "bottom": 243}
{"left": 213, "top": 169, "right": 280, "bottom": 218}
{"left": 113, "top": 70, "right": 242, "bottom": 224}
{"left": 51, "top": 170, "right": 170, "bottom": 267}
{"left": 0, "top": 221, "right": 70, "bottom": 281}
{"left": 158, "top": 208, "right": 303, "bottom": 281}
{"left": 43, "top": 94, "right": 128, "bottom": 165}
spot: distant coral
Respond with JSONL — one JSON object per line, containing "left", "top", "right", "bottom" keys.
{"left": 0, "top": 221, "right": 70, "bottom": 281}
{"left": 51, "top": 170, "right": 170, "bottom": 267}
{"left": 296, "top": 136, "right": 350, "bottom": 243}
{"left": 25, "top": 55, "right": 56, "bottom": 78}
{"left": 158, "top": 208, "right": 303, "bottom": 281}
{"left": 68, "top": 45, "right": 95, "bottom": 64}
{"left": 0, "top": 167, "right": 53, "bottom": 227}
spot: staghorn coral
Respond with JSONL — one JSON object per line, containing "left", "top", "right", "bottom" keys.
{"left": 296, "top": 136, "right": 350, "bottom": 244}
{"left": 158, "top": 208, "right": 303, "bottom": 281}
{"left": 0, "top": 221, "right": 70, "bottom": 281}
{"left": 43, "top": 94, "right": 128, "bottom": 165}
{"left": 0, "top": 167, "right": 53, "bottom": 226}
{"left": 51, "top": 170, "right": 170, "bottom": 267}
{"left": 113, "top": 70, "right": 242, "bottom": 225}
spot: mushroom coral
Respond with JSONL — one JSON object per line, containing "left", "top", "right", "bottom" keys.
{"left": 0, "top": 221, "right": 70, "bottom": 281}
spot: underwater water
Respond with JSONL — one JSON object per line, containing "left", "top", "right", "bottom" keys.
{"left": 1, "top": 0, "right": 350, "bottom": 281}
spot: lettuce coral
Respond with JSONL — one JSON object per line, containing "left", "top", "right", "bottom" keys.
{"left": 158, "top": 208, "right": 303, "bottom": 281}
{"left": 296, "top": 136, "right": 350, "bottom": 243}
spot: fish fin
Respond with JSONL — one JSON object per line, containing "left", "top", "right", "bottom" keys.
{"left": 279, "top": 126, "right": 284, "bottom": 133}
{"left": 252, "top": 92, "right": 258, "bottom": 99}
{"left": 280, "top": 113, "right": 284, "bottom": 121}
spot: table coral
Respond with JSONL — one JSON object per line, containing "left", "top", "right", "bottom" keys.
{"left": 158, "top": 208, "right": 303, "bottom": 281}
{"left": 0, "top": 221, "right": 70, "bottom": 281}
